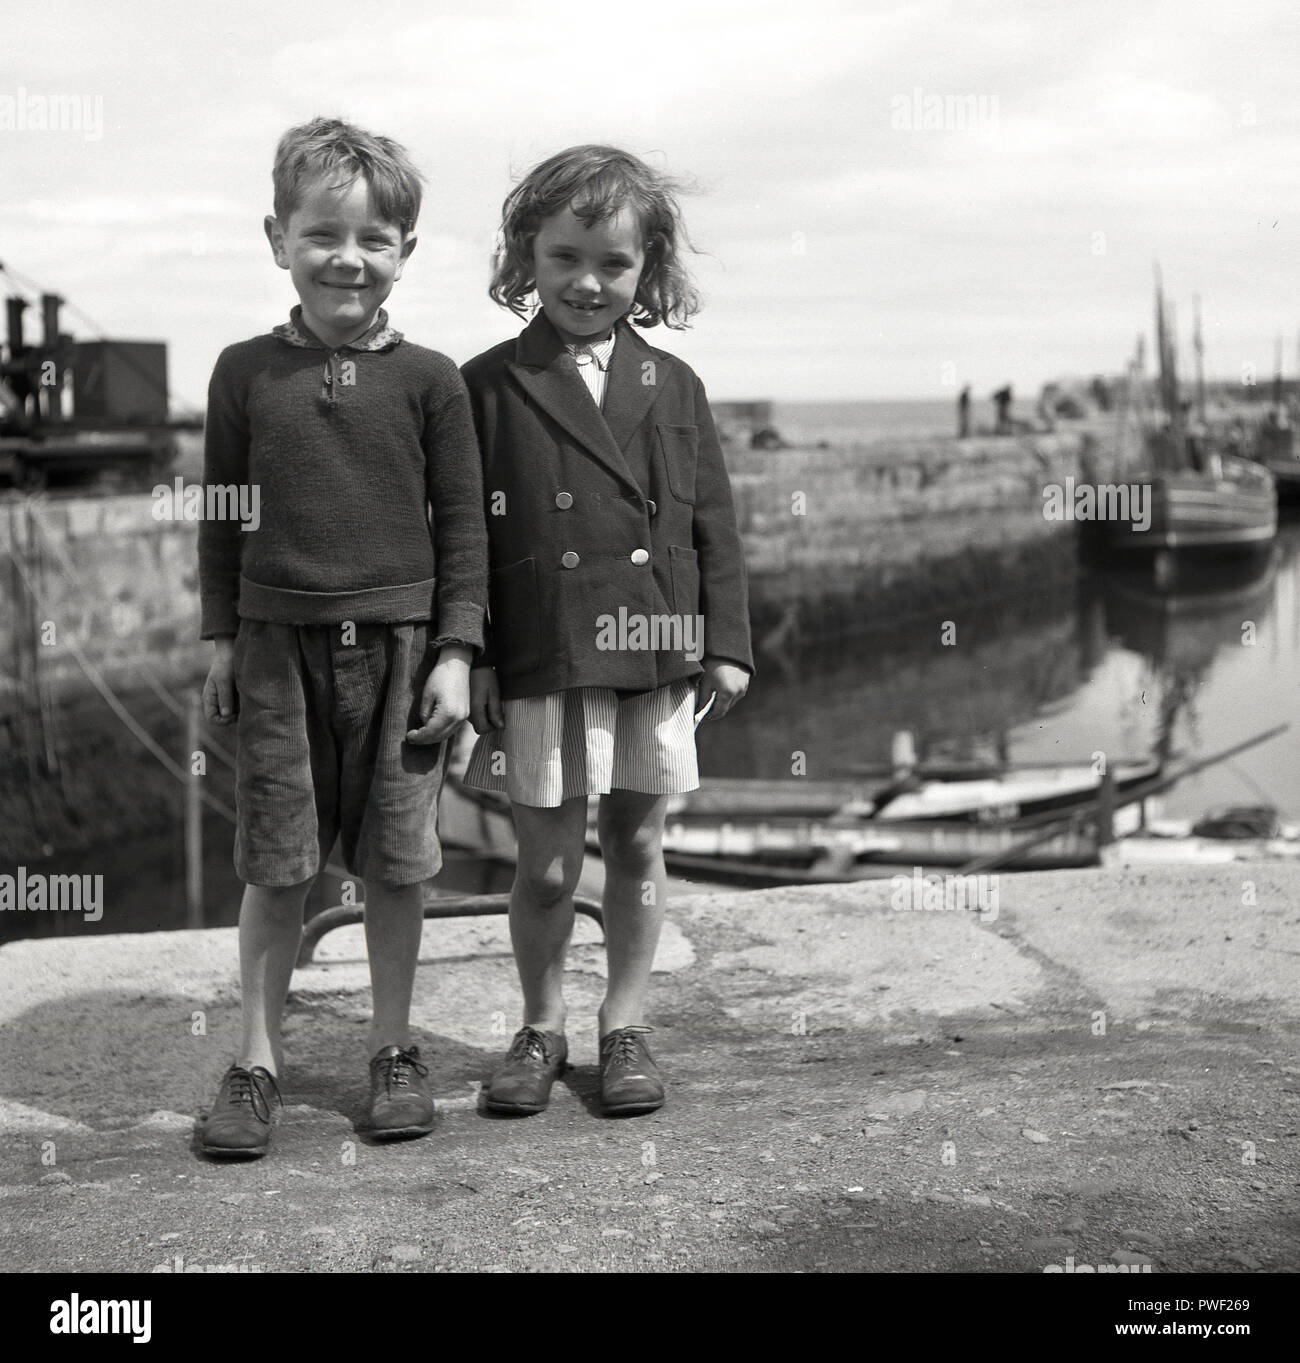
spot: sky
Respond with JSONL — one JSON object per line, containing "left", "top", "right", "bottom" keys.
{"left": 2, "top": 0, "right": 1299, "bottom": 409}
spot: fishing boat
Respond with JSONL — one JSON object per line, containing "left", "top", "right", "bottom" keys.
{"left": 1096, "top": 277, "right": 1277, "bottom": 555}
{"left": 1100, "top": 459, "right": 1277, "bottom": 552}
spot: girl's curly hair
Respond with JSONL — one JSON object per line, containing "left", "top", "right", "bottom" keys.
{"left": 489, "top": 145, "right": 700, "bottom": 329}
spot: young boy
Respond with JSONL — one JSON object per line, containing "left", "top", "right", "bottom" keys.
{"left": 197, "top": 118, "right": 487, "bottom": 1156}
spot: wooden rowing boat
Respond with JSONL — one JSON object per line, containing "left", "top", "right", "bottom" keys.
{"left": 436, "top": 771, "right": 1111, "bottom": 883}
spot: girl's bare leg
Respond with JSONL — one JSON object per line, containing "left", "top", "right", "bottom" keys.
{"left": 595, "top": 791, "right": 669, "bottom": 1034}
{"left": 508, "top": 797, "right": 589, "bottom": 1030}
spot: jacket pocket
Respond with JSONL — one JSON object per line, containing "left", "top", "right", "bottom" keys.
{"left": 668, "top": 544, "right": 701, "bottom": 616}
{"left": 657, "top": 424, "right": 698, "bottom": 504}
{"left": 489, "top": 557, "right": 541, "bottom": 677}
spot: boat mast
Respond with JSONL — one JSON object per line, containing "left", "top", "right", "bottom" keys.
{"left": 1154, "top": 266, "right": 1183, "bottom": 467}
{"left": 1193, "top": 294, "right": 1206, "bottom": 423}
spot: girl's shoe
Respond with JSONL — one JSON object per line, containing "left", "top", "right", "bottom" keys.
{"left": 599, "top": 1027, "right": 664, "bottom": 1115}
{"left": 485, "top": 1027, "right": 569, "bottom": 1113}
{"left": 200, "top": 1063, "right": 282, "bottom": 1157}
{"left": 368, "top": 1045, "right": 435, "bottom": 1138}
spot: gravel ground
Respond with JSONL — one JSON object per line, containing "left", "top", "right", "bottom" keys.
{"left": 1, "top": 863, "right": 1297, "bottom": 1275}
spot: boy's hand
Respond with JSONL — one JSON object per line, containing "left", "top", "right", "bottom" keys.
{"left": 202, "top": 637, "right": 238, "bottom": 725}
{"left": 695, "top": 656, "right": 749, "bottom": 723}
{"left": 469, "top": 666, "right": 505, "bottom": 734}
{"left": 407, "top": 648, "right": 471, "bottom": 745}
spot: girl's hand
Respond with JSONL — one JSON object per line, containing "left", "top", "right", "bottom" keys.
{"left": 696, "top": 657, "right": 749, "bottom": 723}
{"left": 202, "top": 637, "right": 238, "bottom": 725}
{"left": 407, "top": 653, "right": 471, "bottom": 744}
{"left": 470, "top": 666, "right": 505, "bottom": 735}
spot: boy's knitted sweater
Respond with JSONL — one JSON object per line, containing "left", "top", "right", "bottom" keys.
{"left": 198, "top": 309, "right": 487, "bottom": 647}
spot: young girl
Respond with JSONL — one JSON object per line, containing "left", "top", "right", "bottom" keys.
{"left": 462, "top": 145, "right": 753, "bottom": 1115}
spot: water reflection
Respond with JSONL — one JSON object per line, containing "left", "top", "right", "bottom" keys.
{"left": 1013, "top": 520, "right": 1299, "bottom": 819}
{"left": 1084, "top": 547, "right": 1281, "bottom": 764}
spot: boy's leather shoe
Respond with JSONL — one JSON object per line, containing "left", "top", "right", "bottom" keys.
{"left": 200, "top": 1063, "right": 282, "bottom": 1157}
{"left": 368, "top": 1045, "right": 435, "bottom": 1138}
{"left": 485, "top": 1027, "right": 569, "bottom": 1113}
{"left": 599, "top": 1026, "right": 664, "bottom": 1115}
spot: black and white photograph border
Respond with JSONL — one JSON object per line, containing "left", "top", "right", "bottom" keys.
{"left": 0, "top": 0, "right": 1296, "bottom": 1328}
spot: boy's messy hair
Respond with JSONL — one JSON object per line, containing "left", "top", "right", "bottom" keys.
{"left": 490, "top": 145, "right": 700, "bottom": 329}
{"left": 272, "top": 117, "right": 423, "bottom": 236}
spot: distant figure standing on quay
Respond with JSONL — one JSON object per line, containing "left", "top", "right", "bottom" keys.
{"left": 957, "top": 384, "right": 971, "bottom": 437}
{"left": 993, "top": 383, "right": 1013, "bottom": 434}
{"left": 196, "top": 118, "right": 488, "bottom": 1158}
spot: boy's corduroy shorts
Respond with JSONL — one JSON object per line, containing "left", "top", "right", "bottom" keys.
{"left": 232, "top": 620, "right": 447, "bottom": 887}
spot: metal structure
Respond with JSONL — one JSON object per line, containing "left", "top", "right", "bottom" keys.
{"left": 1, "top": 280, "right": 189, "bottom": 488}
{"left": 296, "top": 892, "right": 606, "bottom": 968}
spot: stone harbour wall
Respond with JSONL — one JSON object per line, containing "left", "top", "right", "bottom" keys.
{"left": 0, "top": 426, "right": 1110, "bottom": 712}
{"left": 725, "top": 430, "right": 1101, "bottom": 647}
{"left": 1, "top": 495, "right": 204, "bottom": 720}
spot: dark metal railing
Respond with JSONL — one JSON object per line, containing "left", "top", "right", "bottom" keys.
{"left": 296, "top": 891, "right": 605, "bottom": 967}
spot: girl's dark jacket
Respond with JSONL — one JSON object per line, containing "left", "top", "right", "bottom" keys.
{"left": 461, "top": 313, "right": 754, "bottom": 700}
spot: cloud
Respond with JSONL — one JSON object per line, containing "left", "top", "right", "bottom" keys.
{"left": 4, "top": 0, "right": 1299, "bottom": 400}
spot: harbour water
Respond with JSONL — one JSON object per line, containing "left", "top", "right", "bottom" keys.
{"left": 699, "top": 516, "right": 1299, "bottom": 818}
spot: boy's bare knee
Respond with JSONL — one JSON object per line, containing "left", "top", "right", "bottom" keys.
{"left": 244, "top": 879, "right": 313, "bottom": 917}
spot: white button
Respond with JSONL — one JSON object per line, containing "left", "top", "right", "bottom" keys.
{"left": 561, "top": 551, "right": 580, "bottom": 569}
{"left": 630, "top": 548, "right": 650, "bottom": 566}
{"left": 574, "top": 350, "right": 594, "bottom": 366}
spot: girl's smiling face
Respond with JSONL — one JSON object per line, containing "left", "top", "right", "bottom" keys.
{"left": 531, "top": 205, "right": 646, "bottom": 345}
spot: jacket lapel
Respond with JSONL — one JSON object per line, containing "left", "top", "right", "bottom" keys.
{"left": 508, "top": 313, "right": 640, "bottom": 493}
{"left": 601, "top": 323, "right": 665, "bottom": 453}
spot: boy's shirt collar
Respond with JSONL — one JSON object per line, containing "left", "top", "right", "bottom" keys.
{"left": 273, "top": 305, "right": 403, "bottom": 352}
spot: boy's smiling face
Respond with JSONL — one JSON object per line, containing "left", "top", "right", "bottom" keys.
{"left": 531, "top": 204, "right": 646, "bottom": 346}
{"left": 265, "top": 176, "right": 415, "bottom": 348}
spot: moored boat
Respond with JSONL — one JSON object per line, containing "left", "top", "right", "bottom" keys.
{"left": 1095, "top": 275, "right": 1278, "bottom": 555}
{"left": 866, "top": 757, "right": 1158, "bottom": 822}
{"left": 436, "top": 768, "right": 1127, "bottom": 883}
{"left": 1098, "top": 457, "right": 1277, "bottom": 552}
{"left": 654, "top": 813, "right": 1102, "bottom": 879}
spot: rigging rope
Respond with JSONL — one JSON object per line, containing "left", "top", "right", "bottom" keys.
{"left": 22, "top": 497, "right": 236, "bottom": 769}
{"left": 6, "top": 530, "right": 351, "bottom": 883}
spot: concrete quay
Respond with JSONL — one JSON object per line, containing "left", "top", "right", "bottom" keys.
{"left": 1, "top": 860, "right": 1296, "bottom": 1275}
